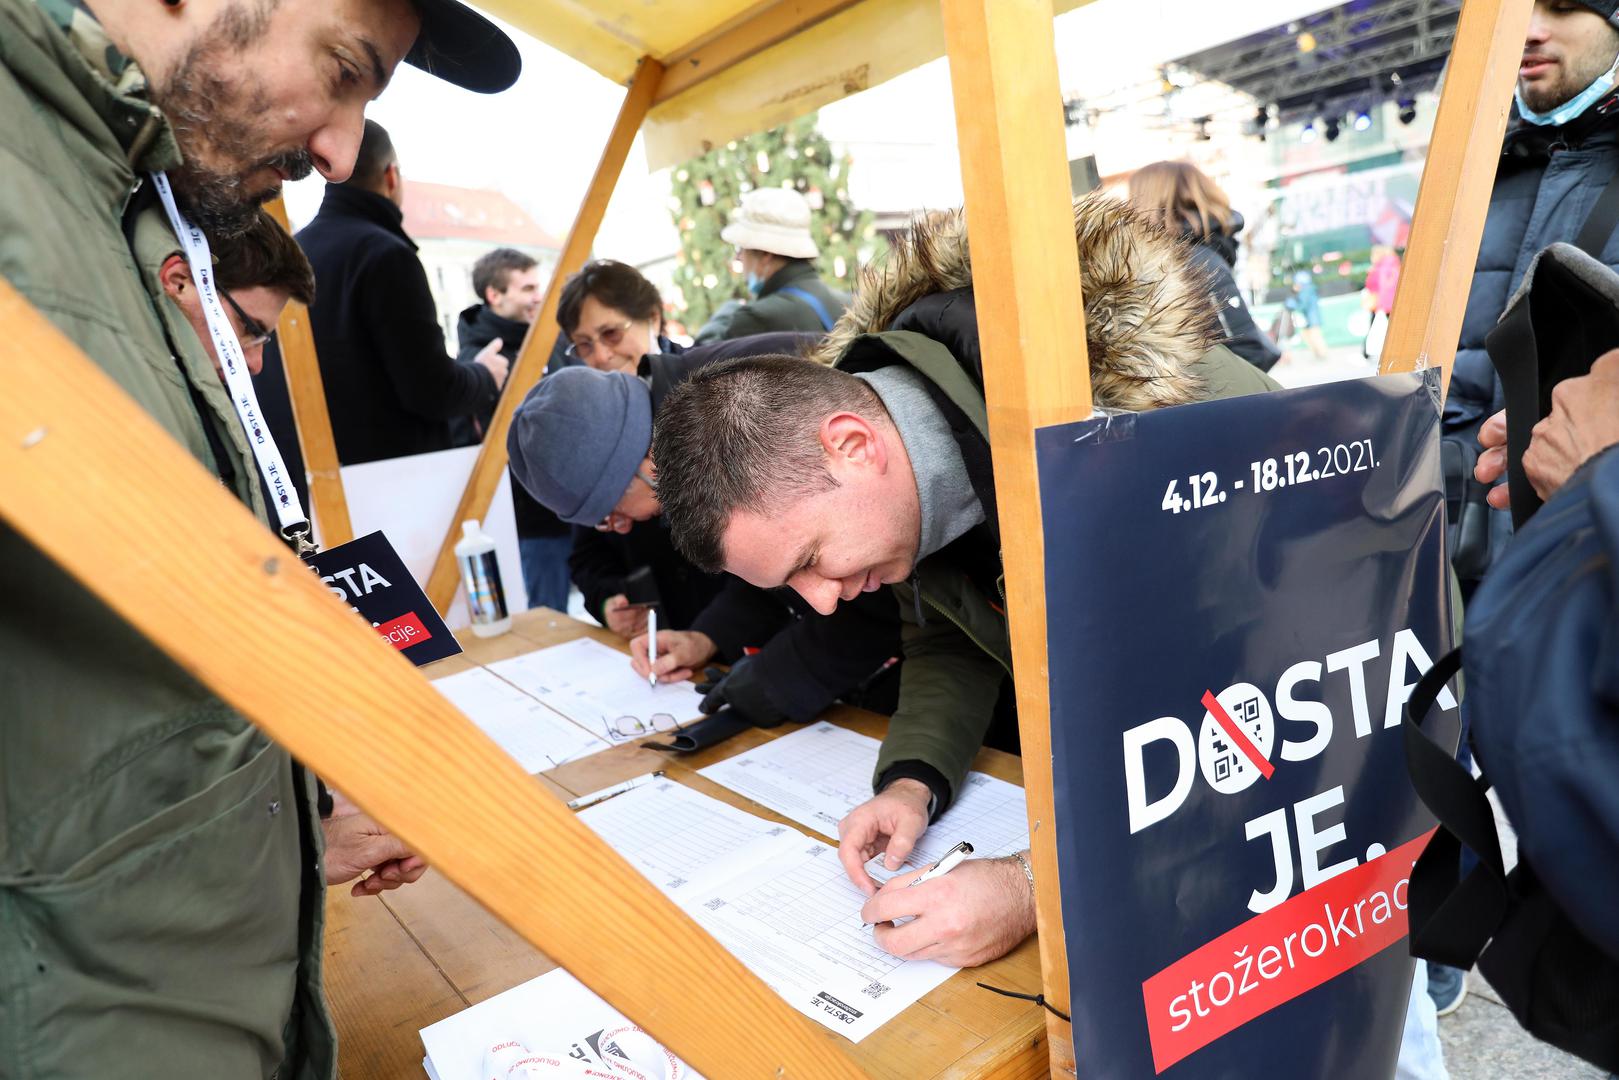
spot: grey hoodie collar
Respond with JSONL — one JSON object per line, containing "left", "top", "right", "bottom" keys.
{"left": 856, "top": 366, "right": 985, "bottom": 562}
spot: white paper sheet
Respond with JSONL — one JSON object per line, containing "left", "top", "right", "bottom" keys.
{"left": 431, "top": 667, "right": 609, "bottom": 772}
{"left": 420, "top": 967, "right": 700, "bottom": 1080}
{"left": 575, "top": 778, "right": 956, "bottom": 1042}
{"left": 576, "top": 778, "right": 802, "bottom": 899}
{"left": 681, "top": 836, "right": 957, "bottom": 1041}
{"left": 487, "top": 638, "right": 705, "bottom": 740}
{"left": 698, "top": 721, "right": 1032, "bottom": 872}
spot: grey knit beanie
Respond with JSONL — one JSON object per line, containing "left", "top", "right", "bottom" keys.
{"left": 507, "top": 367, "right": 653, "bottom": 526}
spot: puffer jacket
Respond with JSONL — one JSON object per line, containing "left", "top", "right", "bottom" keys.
{"left": 0, "top": 1, "right": 333, "bottom": 1076}
{"left": 819, "top": 197, "right": 1279, "bottom": 808}
{"left": 1446, "top": 99, "right": 1619, "bottom": 579}
{"left": 1182, "top": 213, "right": 1282, "bottom": 372}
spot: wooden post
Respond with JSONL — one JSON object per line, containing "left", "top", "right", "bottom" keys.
{"left": 939, "top": 0, "right": 1090, "bottom": 1073}
{"left": 263, "top": 195, "right": 353, "bottom": 547}
{"left": 0, "top": 279, "right": 862, "bottom": 1080}
{"left": 1380, "top": 0, "right": 1535, "bottom": 395}
{"left": 425, "top": 57, "right": 665, "bottom": 613}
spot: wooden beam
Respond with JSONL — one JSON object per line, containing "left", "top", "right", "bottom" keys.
{"left": 426, "top": 56, "right": 664, "bottom": 613}
{"left": 939, "top": 0, "right": 1089, "bottom": 1074}
{"left": 263, "top": 195, "right": 353, "bottom": 547}
{"left": 0, "top": 275, "right": 862, "bottom": 1080}
{"left": 1379, "top": 0, "right": 1534, "bottom": 395}
{"left": 654, "top": 0, "right": 863, "bottom": 104}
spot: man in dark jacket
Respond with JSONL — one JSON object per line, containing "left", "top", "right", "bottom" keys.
{"left": 454, "top": 247, "right": 576, "bottom": 610}
{"left": 694, "top": 187, "right": 849, "bottom": 342}
{"left": 299, "top": 120, "right": 510, "bottom": 465}
{"left": 654, "top": 198, "right": 1277, "bottom": 968}
{"left": 1447, "top": 0, "right": 1619, "bottom": 587}
{"left": 509, "top": 339, "right": 901, "bottom": 729}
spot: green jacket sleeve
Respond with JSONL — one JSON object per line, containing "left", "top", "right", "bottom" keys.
{"left": 872, "top": 586, "right": 1006, "bottom": 804}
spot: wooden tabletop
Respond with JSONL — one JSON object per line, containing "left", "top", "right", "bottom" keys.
{"left": 323, "top": 609, "right": 1049, "bottom": 1079}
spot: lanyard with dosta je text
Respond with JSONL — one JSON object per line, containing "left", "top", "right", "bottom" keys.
{"left": 150, "top": 172, "right": 315, "bottom": 556}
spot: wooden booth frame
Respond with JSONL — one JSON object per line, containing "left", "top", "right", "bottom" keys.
{"left": 0, "top": 0, "right": 1531, "bottom": 1075}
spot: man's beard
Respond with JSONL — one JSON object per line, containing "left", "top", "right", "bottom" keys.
{"left": 150, "top": 1, "right": 312, "bottom": 238}
{"left": 1520, "top": 43, "right": 1619, "bottom": 114}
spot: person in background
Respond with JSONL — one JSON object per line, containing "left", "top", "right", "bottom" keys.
{"left": 558, "top": 258, "right": 676, "bottom": 376}
{"left": 1361, "top": 244, "right": 1402, "bottom": 362}
{"left": 694, "top": 187, "right": 849, "bottom": 342}
{"left": 1285, "top": 268, "right": 1331, "bottom": 360}
{"left": 455, "top": 247, "right": 573, "bottom": 612}
{"left": 299, "top": 119, "right": 510, "bottom": 465}
{"left": 1127, "top": 160, "right": 1282, "bottom": 372}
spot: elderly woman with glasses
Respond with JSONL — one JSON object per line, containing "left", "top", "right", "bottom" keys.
{"left": 557, "top": 259, "right": 676, "bottom": 373}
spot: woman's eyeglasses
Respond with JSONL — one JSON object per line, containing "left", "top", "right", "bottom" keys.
{"left": 565, "top": 319, "right": 634, "bottom": 359}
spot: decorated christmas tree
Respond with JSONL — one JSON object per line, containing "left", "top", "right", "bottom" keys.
{"left": 667, "top": 112, "right": 876, "bottom": 330}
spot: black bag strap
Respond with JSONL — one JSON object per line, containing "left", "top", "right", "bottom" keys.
{"left": 1575, "top": 168, "right": 1619, "bottom": 257}
{"left": 1484, "top": 288, "right": 1547, "bottom": 529}
{"left": 1403, "top": 648, "right": 1512, "bottom": 968}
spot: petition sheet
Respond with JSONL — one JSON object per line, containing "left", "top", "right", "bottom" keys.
{"left": 698, "top": 721, "right": 1032, "bottom": 871}
{"left": 420, "top": 967, "right": 700, "bottom": 1080}
{"left": 681, "top": 836, "right": 957, "bottom": 1041}
{"left": 488, "top": 638, "right": 705, "bottom": 736}
{"left": 431, "top": 667, "right": 609, "bottom": 772}
{"left": 576, "top": 778, "right": 956, "bottom": 1041}
{"left": 577, "top": 778, "right": 802, "bottom": 900}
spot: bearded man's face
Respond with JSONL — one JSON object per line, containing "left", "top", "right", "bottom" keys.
{"left": 150, "top": 0, "right": 418, "bottom": 236}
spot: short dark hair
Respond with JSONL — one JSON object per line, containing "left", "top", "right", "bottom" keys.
{"left": 345, "top": 119, "right": 396, "bottom": 191}
{"left": 652, "top": 354, "right": 883, "bottom": 572}
{"left": 556, "top": 259, "right": 663, "bottom": 336}
{"left": 212, "top": 209, "right": 316, "bottom": 306}
{"left": 473, "top": 247, "right": 538, "bottom": 301}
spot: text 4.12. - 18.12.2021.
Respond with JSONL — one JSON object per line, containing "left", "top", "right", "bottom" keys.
{"left": 1160, "top": 440, "right": 1379, "bottom": 514}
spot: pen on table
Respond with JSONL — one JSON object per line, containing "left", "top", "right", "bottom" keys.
{"left": 566, "top": 771, "right": 664, "bottom": 811}
{"left": 646, "top": 606, "right": 658, "bottom": 689}
{"left": 863, "top": 841, "right": 974, "bottom": 927}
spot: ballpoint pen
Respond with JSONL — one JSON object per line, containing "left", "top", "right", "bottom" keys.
{"left": 646, "top": 606, "right": 658, "bottom": 689}
{"left": 864, "top": 841, "right": 974, "bottom": 927}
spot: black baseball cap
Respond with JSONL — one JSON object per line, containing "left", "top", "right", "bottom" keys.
{"left": 406, "top": 0, "right": 522, "bottom": 94}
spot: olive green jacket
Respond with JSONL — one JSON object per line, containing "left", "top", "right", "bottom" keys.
{"left": 0, "top": 2, "right": 333, "bottom": 1076}
{"left": 843, "top": 331, "right": 1278, "bottom": 805}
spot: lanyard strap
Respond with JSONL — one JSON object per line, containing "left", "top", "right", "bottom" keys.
{"left": 150, "top": 172, "right": 314, "bottom": 554}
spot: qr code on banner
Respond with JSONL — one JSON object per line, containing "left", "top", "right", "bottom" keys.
{"left": 862, "top": 982, "right": 890, "bottom": 1000}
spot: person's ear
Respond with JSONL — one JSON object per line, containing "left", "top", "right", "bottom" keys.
{"left": 820, "top": 412, "right": 886, "bottom": 474}
{"left": 158, "top": 254, "right": 191, "bottom": 301}
{"left": 484, "top": 284, "right": 501, "bottom": 307}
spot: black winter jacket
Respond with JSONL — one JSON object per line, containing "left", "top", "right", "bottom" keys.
{"left": 297, "top": 185, "right": 496, "bottom": 465}
{"left": 455, "top": 304, "right": 573, "bottom": 539}
{"left": 1183, "top": 215, "right": 1282, "bottom": 372}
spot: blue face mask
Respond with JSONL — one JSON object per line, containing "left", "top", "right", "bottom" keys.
{"left": 745, "top": 271, "right": 764, "bottom": 294}
{"left": 1517, "top": 50, "right": 1619, "bottom": 126}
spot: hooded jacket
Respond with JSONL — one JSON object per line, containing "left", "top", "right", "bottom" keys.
{"left": 0, "top": 1, "right": 333, "bottom": 1075}
{"left": 820, "top": 197, "right": 1278, "bottom": 808}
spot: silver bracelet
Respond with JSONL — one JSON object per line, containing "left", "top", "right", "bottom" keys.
{"left": 1010, "top": 850, "right": 1036, "bottom": 898}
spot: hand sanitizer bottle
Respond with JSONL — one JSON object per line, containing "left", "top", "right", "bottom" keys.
{"left": 455, "top": 518, "right": 511, "bottom": 637}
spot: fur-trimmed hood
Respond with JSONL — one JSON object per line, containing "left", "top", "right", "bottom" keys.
{"left": 814, "top": 193, "right": 1222, "bottom": 411}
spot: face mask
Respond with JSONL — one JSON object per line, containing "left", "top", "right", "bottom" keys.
{"left": 745, "top": 272, "right": 764, "bottom": 294}
{"left": 1517, "top": 49, "right": 1619, "bottom": 126}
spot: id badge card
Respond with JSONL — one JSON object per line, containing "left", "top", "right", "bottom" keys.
{"left": 304, "top": 530, "right": 462, "bottom": 667}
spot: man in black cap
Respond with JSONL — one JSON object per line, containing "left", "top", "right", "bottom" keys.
{"left": 0, "top": 0, "right": 516, "bottom": 1075}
